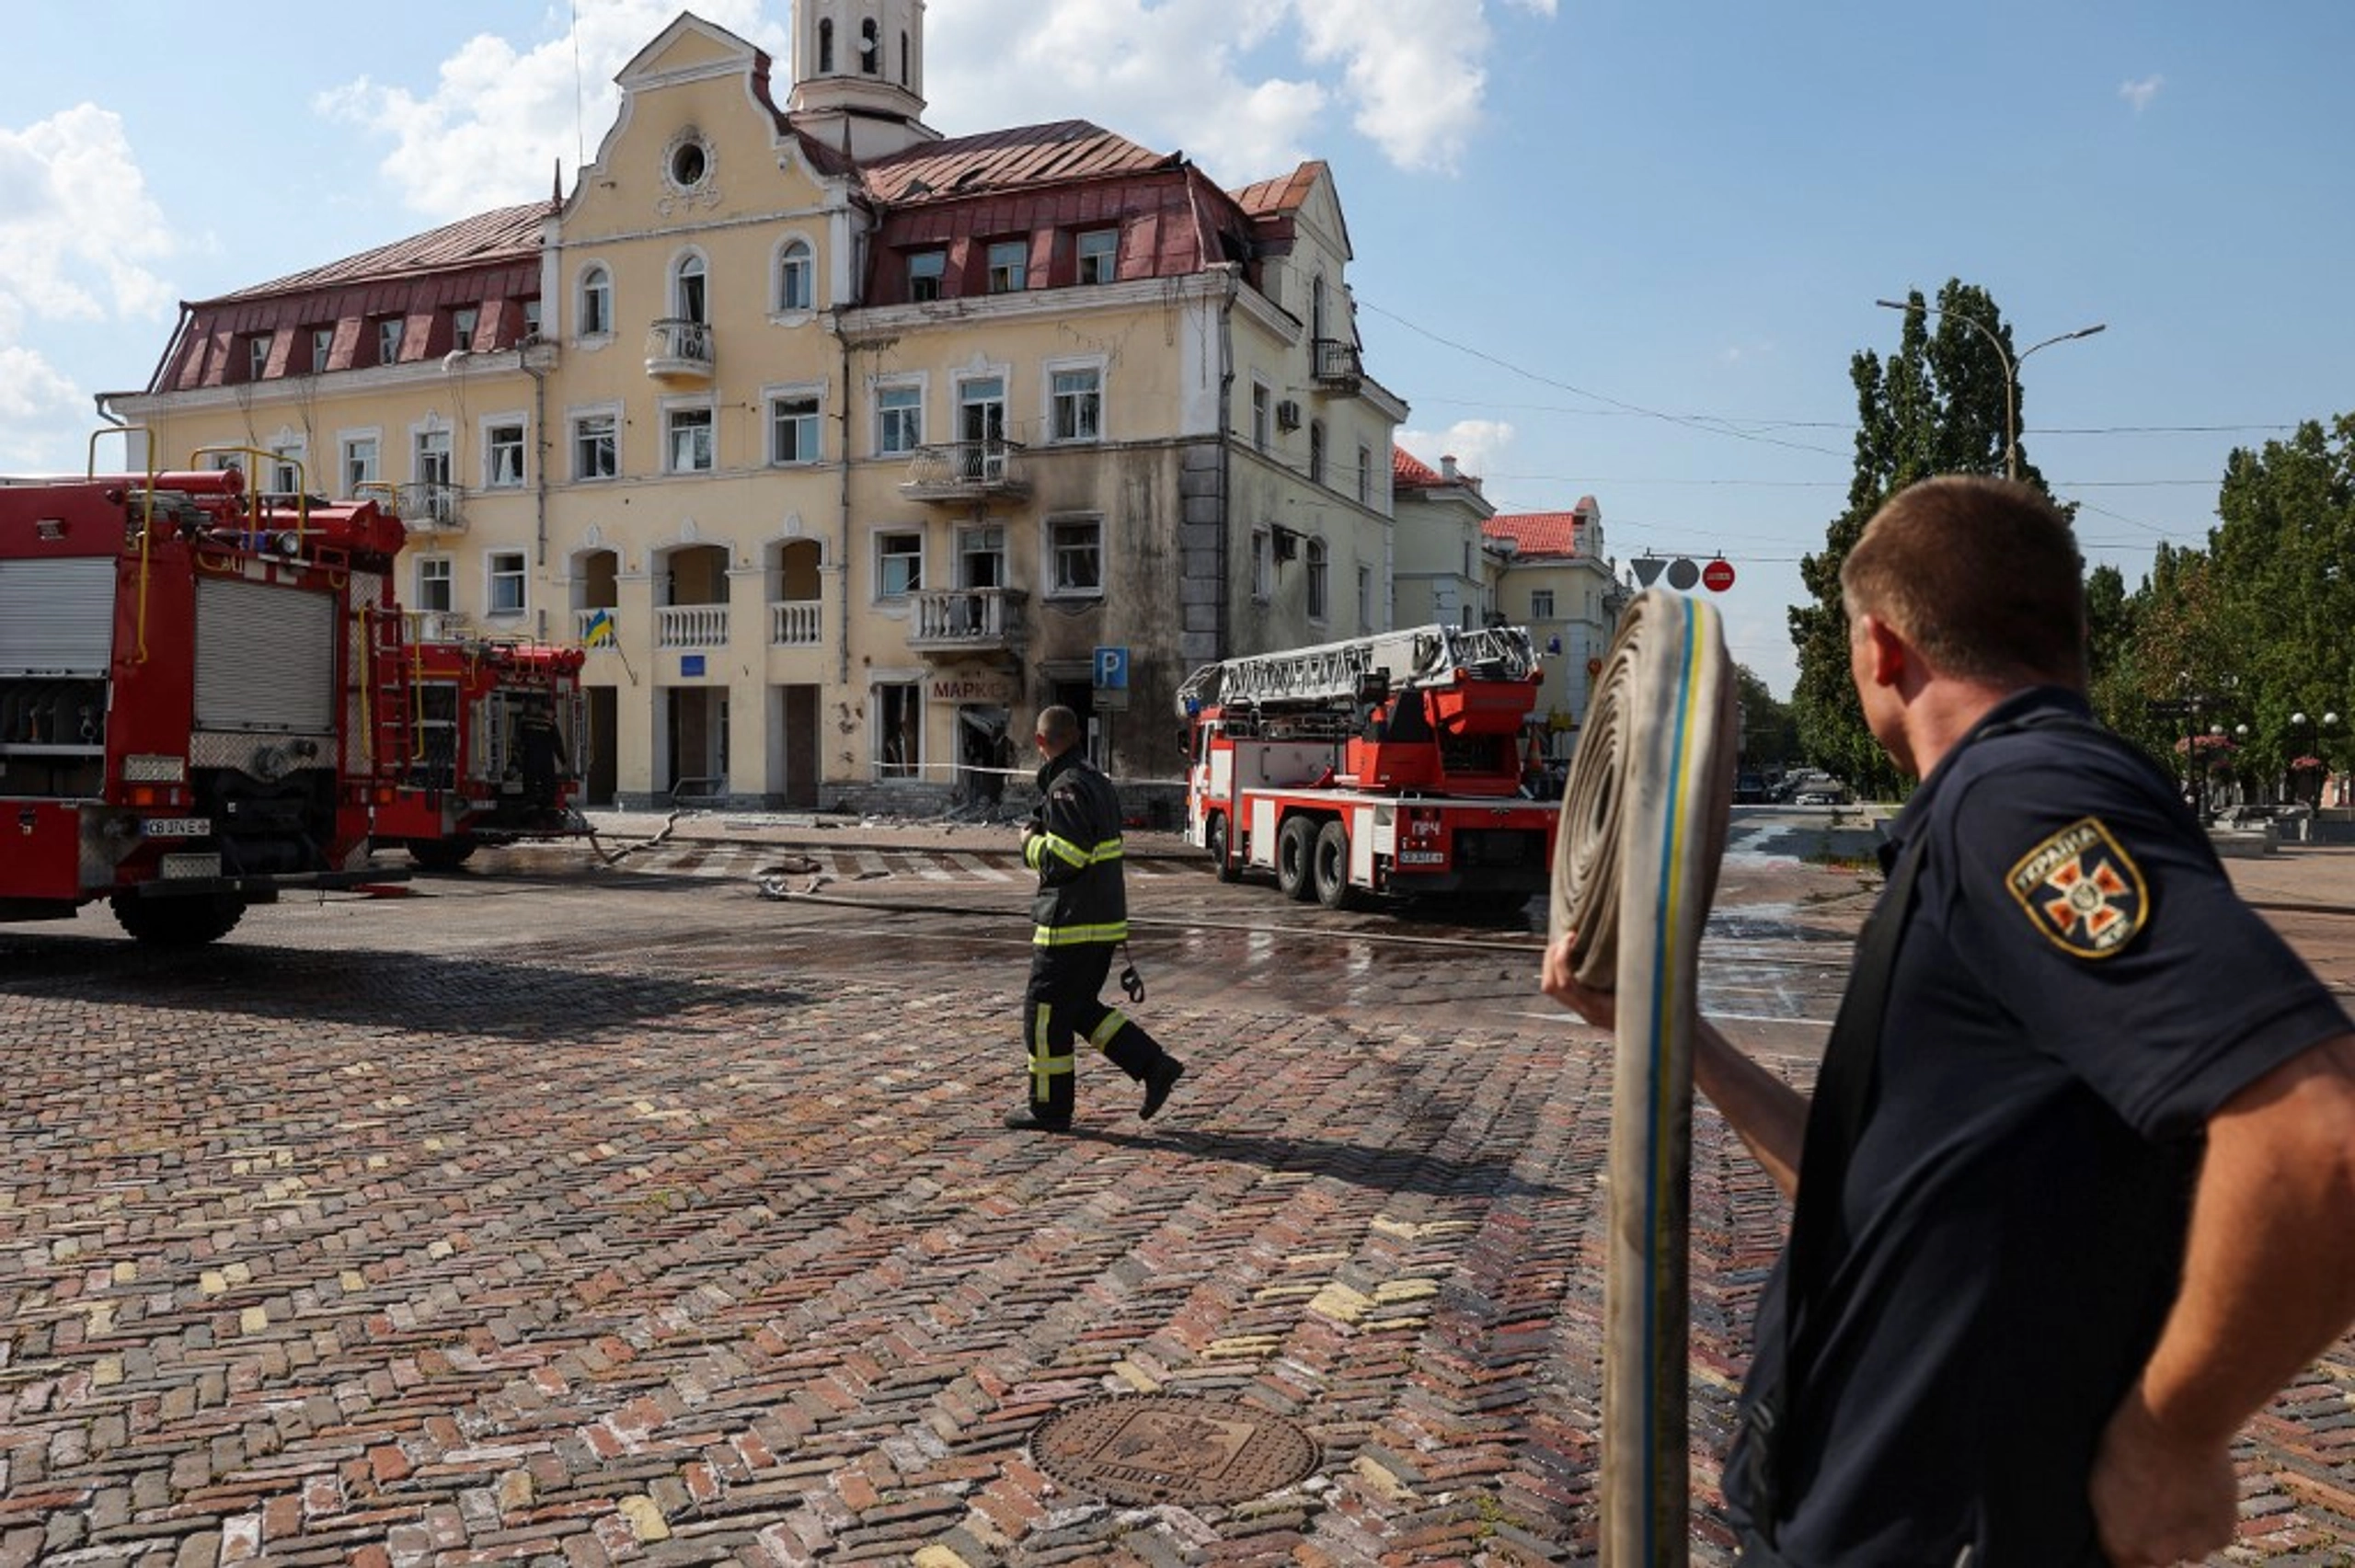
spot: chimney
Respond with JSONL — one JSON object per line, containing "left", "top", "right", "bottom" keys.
{"left": 1440, "top": 454, "right": 1458, "bottom": 481}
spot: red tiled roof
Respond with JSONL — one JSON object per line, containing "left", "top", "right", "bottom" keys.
{"left": 212, "top": 202, "right": 551, "bottom": 303}
{"left": 862, "top": 120, "right": 1177, "bottom": 204}
{"left": 1486, "top": 513, "right": 1587, "bottom": 556}
{"left": 1393, "top": 447, "right": 1442, "bottom": 486}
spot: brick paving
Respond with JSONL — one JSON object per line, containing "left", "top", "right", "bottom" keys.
{"left": 0, "top": 822, "right": 2349, "bottom": 1564}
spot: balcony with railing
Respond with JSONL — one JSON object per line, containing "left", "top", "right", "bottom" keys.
{"left": 906, "top": 588, "right": 1025, "bottom": 652}
{"left": 898, "top": 440, "right": 1029, "bottom": 504}
{"left": 1312, "top": 338, "right": 1362, "bottom": 391}
{"left": 645, "top": 318, "right": 715, "bottom": 381}
{"left": 393, "top": 482, "right": 465, "bottom": 532}
{"left": 656, "top": 604, "right": 728, "bottom": 648}
{"left": 403, "top": 610, "right": 468, "bottom": 644}
{"left": 769, "top": 599, "right": 823, "bottom": 647}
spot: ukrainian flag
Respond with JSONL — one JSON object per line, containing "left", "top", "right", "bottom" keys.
{"left": 583, "top": 609, "right": 616, "bottom": 647}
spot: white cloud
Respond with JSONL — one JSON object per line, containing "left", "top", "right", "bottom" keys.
{"left": 0, "top": 105, "right": 176, "bottom": 333}
{"left": 2119, "top": 74, "right": 2165, "bottom": 113}
{"left": 0, "top": 345, "right": 80, "bottom": 425}
{"left": 1396, "top": 418, "right": 1517, "bottom": 486}
{"left": 316, "top": 0, "right": 786, "bottom": 218}
{"left": 331, "top": 0, "right": 1557, "bottom": 211}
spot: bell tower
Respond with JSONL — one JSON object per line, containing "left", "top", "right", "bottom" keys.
{"left": 789, "top": 0, "right": 936, "bottom": 161}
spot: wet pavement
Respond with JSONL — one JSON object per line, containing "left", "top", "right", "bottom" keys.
{"left": 0, "top": 809, "right": 2349, "bottom": 1563}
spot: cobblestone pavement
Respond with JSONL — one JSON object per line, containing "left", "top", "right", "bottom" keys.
{"left": 1, "top": 818, "right": 2350, "bottom": 1565}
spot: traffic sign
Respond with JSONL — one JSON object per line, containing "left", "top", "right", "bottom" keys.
{"left": 1093, "top": 646, "right": 1130, "bottom": 691}
{"left": 1665, "top": 557, "right": 1700, "bottom": 590}
{"left": 1702, "top": 559, "right": 1737, "bottom": 592}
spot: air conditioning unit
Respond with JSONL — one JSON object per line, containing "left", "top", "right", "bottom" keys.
{"left": 1275, "top": 398, "right": 1302, "bottom": 431}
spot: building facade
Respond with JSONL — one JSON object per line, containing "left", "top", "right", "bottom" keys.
{"left": 106, "top": 6, "right": 1407, "bottom": 810}
{"left": 1482, "top": 498, "right": 1623, "bottom": 761}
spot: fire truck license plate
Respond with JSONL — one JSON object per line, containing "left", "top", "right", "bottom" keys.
{"left": 143, "top": 818, "right": 213, "bottom": 838}
{"left": 1399, "top": 850, "right": 1446, "bottom": 865}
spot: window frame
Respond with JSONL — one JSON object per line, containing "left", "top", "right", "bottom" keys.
{"left": 907, "top": 250, "right": 946, "bottom": 302}
{"left": 452, "top": 307, "right": 478, "bottom": 352}
{"left": 309, "top": 326, "right": 335, "bottom": 373}
{"left": 1308, "top": 419, "right": 1327, "bottom": 486}
{"left": 1305, "top": 537, "right": 1329, "bottom": 623}
{"left": 375, "top": 316, "right": 404, "bottom": 366}
{"left": 570, "top": 406, "right": 620, "bottom": 482}
{"left": 411, "top": 423, "right": 453, "bottom": 488}
{"left": 1531, "top": 589, "right": 1557, "bottom": 620}
{"left": 1076, "top": 227, "right": 1119, "bottom": 285}
{"left": 1046, "top": 360, "right": 1104, "bottom": 445}
{"left": 875, "top": 377, "right": 925, "bottom": 456}
{"left": 246, "top": 334, "right": 272, "bottom": 382}
{"left": 874, "top": 528, "right": 925, "bottom": 601}
{"left": 483, "top": 416, "right": 528, "bottom": 489}
{"left": 985, "top": 239, "right": 1028, "bottom": 294}
{"left": 578, "top": 263, "right": 614, "bottom": 339}
{"left": 339, "top": 431, "right": 381, "bottom": 498}
{"left": 1250, "top": 380, "right": 1272, "bottom": 453}
{"left": 873, "top": 681, "right": 922, "bottom": 781}
{"left": 485, "top": 549, "right": 529, "bottom": 617}
{"left": 414, "top": 556, "right": 454, "bottom": 613}
{"left": 662, "top": 399, "right": 717, "bottom": 475}
{"left": 1046, "top": 515, "right": 1105, "bottom": 601}
{"left": 775, "top": 236, "right": 815, "bottom": 315}
{"left": 1250, "top": 527, "right": 1273, "bottom": 602}
{"left": 766, "top": 383, "right": 825, "bottom": 465}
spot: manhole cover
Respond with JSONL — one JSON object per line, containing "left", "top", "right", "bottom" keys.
{"left": 1030, "top": 1393, "right": 1320, "bottom": 1505}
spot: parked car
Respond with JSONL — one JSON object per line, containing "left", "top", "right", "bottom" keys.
{"left": 1795, "top": 786, "right": 1851, "bottom": 807}
{"left": 1733, "top": 771, "right": 1768, "bottom": 804}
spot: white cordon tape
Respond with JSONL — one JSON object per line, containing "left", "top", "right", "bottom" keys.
{"left": 1551, "top": 589, "right": 1736, "bottom": 1568}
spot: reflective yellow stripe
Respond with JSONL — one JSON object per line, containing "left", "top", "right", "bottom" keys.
{"left": 1086, "top": 840, "right": 1124, "bottom": 864}
{"left": 1087, "top": 1013, "right": 1127, "bottom": 1050}
{"left": 1032, "top": 831, "right": 1090, "bottom": 869}
{"left": 1033, "top": 921, "right": 1128, "bottom": 946}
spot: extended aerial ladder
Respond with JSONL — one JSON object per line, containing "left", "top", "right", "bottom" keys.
{"left": 1178, "top": 624, "right": 1540, "bottom": 716}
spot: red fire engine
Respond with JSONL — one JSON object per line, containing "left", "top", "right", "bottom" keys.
{"left": 0, "top": 464, "right": 410, "bottom": 944}
{"left": 373, "top": 637, "right": 588, "bottom": 868}
{"left": 1178, "top": 624, "right": 1559, "bottom": 909}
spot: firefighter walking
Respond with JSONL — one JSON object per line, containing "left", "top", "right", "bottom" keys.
{"left": 1007, "top": 705, "right": 1185, "bottom": 1131}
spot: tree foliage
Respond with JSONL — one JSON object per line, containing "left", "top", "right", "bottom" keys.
{"left": 1788, "top": 280, "right": 2059, "bottom": 797}
{"left": 1733, "top": 663, "right": 1799, "bottom": 766}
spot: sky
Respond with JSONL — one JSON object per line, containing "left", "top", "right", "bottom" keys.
{"left": 5, "top": 0, "right": 2351, "bottom": 699}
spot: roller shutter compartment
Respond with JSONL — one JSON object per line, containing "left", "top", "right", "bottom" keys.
{"left": 194, "top": 578, "right": 337, "bottom": 734}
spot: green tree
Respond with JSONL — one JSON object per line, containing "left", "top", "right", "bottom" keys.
{"left": 1733, "top": 663, "right": 1799, "bottom": 768}
{"left": 1788, "top": 280, "right": 2062, "bottom": 798}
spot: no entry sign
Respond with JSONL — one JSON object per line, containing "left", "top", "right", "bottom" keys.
{"left": 1701, "top": 558, "right": 1736, "bottom": 592}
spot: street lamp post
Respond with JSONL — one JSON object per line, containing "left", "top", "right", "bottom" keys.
{"left": 1875, "top": 299, "right": 2107, "bottom": 481}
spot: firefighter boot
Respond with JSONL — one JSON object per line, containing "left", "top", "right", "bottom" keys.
{"left": 1140, "top": 1055, "right": 1186, "bottom": 1120}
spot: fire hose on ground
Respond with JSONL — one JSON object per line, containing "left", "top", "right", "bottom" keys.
{"left": 1550, "top": 589, "right": 1737, "bottom": 1567}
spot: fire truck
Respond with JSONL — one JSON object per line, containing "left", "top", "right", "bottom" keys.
{"left": 1178, "top": 624, "right": 1559, "bottom": 909}
{"left": 0, "top": 463, "right": 410, "bottom": 944}
{"left": 373, "top": 636, "right": 589, "bottom": 869}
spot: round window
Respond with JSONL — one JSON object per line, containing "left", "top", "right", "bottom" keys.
{"left": 670, "top": 138, "right": 708, "bottom": 189}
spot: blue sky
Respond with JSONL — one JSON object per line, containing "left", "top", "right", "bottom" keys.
{"left": 5, "top": 1, "right": 2349, "bottom": 697}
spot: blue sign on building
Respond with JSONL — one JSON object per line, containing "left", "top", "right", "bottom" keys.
{"left": 1093, "top": 646, "right": 1130, "bottom": 690}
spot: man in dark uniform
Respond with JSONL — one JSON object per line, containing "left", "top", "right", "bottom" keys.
{"left": 1544, "top": 475, "right": 2355, "bottom": 1565}
{"left": 516, "top": 699, "right": 568, "bottom": 817}
{"left": 1006, "top": 704, "right": 1184, "bottom": 1131}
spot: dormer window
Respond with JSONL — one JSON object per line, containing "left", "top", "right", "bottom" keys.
{"left": 986, "top": 241, "right": 1027, "bottom": 294}
{"left": 1077, "top": 229, "right": 1119, "bottom": 285}
{"left": 246, "top": 333, "right": 272, "bottom": 382}
{"left": 908, "top": 250, "right": 946, "bottom": 303}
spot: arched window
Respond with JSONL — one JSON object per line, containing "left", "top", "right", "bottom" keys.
{"left": 1305, "top": 538, "right": 1329, "bottom": 621}
{"left": 580, "top": 264, "right": 612, "bottom": 338}
{"left": 777, "top": 239, "right": 813, "bottom": 313}
{"left": 860, "top": 18, "right": 879, "bottom": 74}
{"left": 818, "top": 18, "right": 833, "bottom": 72}
{"left": 901, "top": 29, "right": 910, "bottom": 85}
{"left": 673, "top": 254, "right": 707, "bottom": 325}
{"left": 1309, "top": 419, "right": 1327, "bottom": 486}
{"left": 1311, "top": 274, "right": 1328, "bottom": 344}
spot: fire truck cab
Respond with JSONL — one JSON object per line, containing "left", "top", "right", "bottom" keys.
{"left": 1178, "top": 624, "right": 1559, "bottom": 910}
{"left": 0, "top": 464, "right": 409, "bottom": 944}
{"left": 372, "top": 638, "right": 589, "bottom": 868}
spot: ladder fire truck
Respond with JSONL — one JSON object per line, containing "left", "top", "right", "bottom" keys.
{"left": 373, "top": 636, "right": 590, "bottom": 869}
{"left": 0, "top": 462, "right": 410, "bottom": 944}
{"left": 1178, "top": 624, "right": 1559, "bottom": 909}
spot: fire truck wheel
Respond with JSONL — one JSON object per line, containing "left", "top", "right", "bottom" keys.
{"left": 408, "top": 836, "right": 480, "bottom": 871}
{"left": 1206, "top": 814, "right": 1241, "bottom": 882}
{"left": 1313, "top": 819, "right": 1360, "bottom": 910}
{"left": 1276, "top": 816, "right": 1319, "bottom": 901}
{"left": 109, "top": 892, "right": 245, "bottom": 947}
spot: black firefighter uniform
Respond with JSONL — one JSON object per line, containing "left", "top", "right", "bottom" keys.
{"left": 1020, "top": 749, "right": 1173, "bottom": 1124}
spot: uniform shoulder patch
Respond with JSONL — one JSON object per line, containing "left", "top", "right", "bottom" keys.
{"left": 2004, "top": 817, "right": 2148, "bottom": 958}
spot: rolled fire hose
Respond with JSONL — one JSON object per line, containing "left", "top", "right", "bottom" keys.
{"left": 1551, "top": 589, "right": 1736, "bottom": 1567}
